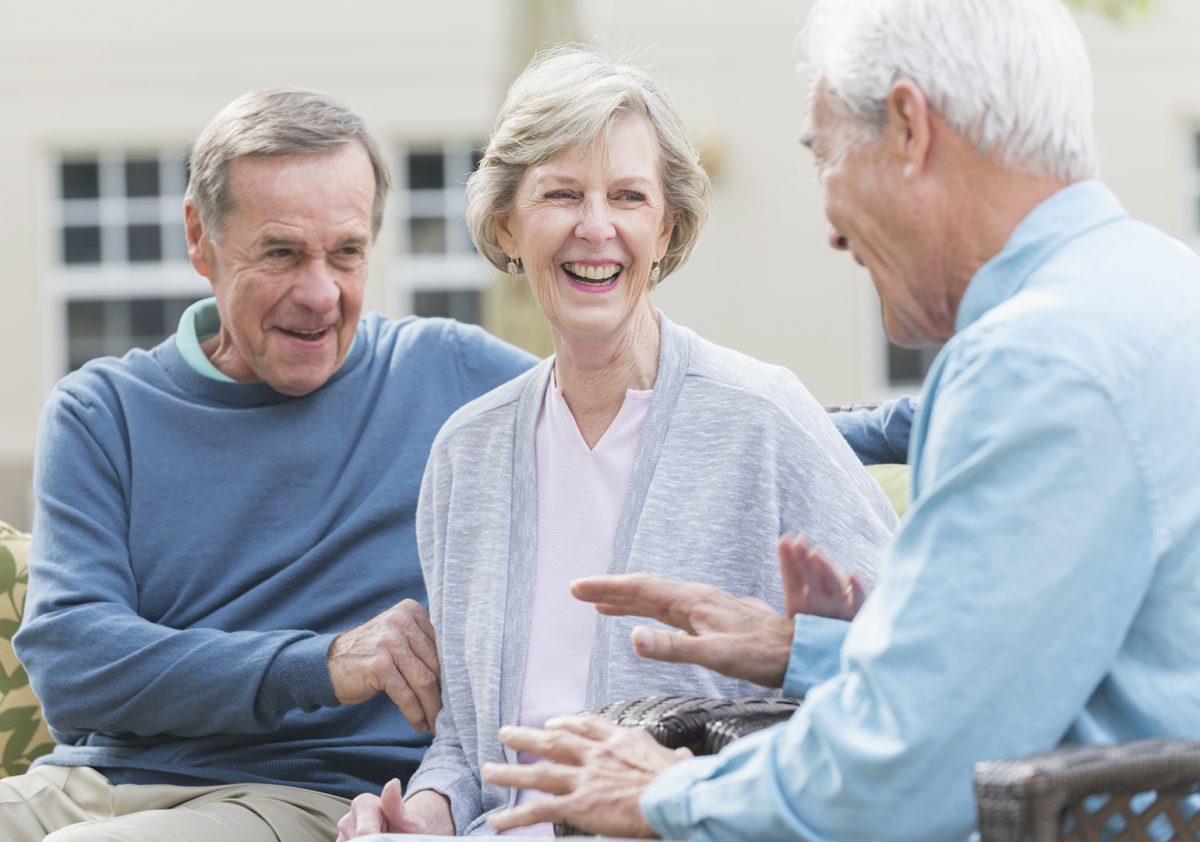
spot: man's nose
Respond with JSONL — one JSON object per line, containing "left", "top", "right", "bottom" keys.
{"left": 293, "top": 257, "right": 341, "bottom": 311}
{"left": 828, "top": 227, "right": 850, "bottom": 251}
{"left": 576, "top": 198, "right": 616, "bottom": 245}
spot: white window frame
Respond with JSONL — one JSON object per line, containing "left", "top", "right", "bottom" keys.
{"left": 52, "top": 149, "right": 209, "bottom": 373}
{"left": 394, "top": 142, "right": 493, "bottom": 309}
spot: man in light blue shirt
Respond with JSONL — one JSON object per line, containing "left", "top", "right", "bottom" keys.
{"left": 481, "top": 0, "right": 1200, "bottom": 839}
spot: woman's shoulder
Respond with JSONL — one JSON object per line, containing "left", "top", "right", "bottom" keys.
{"left": 675, "top": 325, "right": 819, "bottom": 416}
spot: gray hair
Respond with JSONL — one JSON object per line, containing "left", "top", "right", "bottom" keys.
{"left": 187, "top": 88, "right": 391, "bottom": 240}
{"left": 467, "top": 45, "right": 710, "bottom": 281}
{"left": 803, "top": 0, "right": 1098, "bottom": 183}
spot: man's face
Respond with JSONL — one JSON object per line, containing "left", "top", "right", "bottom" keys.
{"left": 185, "top": 141, "right": 375, "bottom": 396}
{"left": 804, "top": 91, "right": 949, "bottom": 348}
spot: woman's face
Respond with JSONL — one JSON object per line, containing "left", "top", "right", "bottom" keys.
{"left": 496, "top": 116, "right": 674, "bottom": 347}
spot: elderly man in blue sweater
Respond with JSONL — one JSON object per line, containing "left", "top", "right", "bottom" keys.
{"left": 3, "top": 89, "right": 534, "bottom": 841}
{"left": 482, "top": 1, "right": 1200, "bottom": 840}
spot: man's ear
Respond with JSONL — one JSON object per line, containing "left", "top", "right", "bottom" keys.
{"left": 184, "top": 199, "right": 214, "bottom": 278}
{"left": 886, "top": 80, "right": 933, "bottom": 181}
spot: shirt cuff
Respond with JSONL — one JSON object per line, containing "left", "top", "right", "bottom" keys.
{"left": 640, "top": 752, "right": 725, "bottom": 839}
{"left": 783, "top": 614, "right": 848, "bottom": 698}
{"left": 258, "top": 632, "right": 340, "bottom": 718}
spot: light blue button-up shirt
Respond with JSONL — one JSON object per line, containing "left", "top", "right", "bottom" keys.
{"left": 641, "top": 181, "right": 1200, "bottom": 841}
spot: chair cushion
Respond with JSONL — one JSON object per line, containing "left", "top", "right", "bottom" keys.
{"left": 867, "top": 463, "right": 911, "bottom": 518}
{"left": 0, "top": 522, "right": 55, "bottom": 776}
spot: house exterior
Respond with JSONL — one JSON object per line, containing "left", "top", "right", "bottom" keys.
{"left": 2, "top": 0, "right": 1197, "bottom": 528}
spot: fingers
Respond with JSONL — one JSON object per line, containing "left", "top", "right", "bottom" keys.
{"left": 780, "top": 533, "right": 863, "bottom": 620}
{"left": 487, "top": 798, "right": 566, "bottom": 833}
{"left": 482, "top": 759, "right": 576, "bottom": 795}
{"left": 328, "top": 599, "right": 443, "bottom": 732}
{"left": 391, "top": 647, "right": 442, "bottom": 732}
{"left": 379, "top": 777, "right": 406, "bottom": 824}
{"left": 336, "top": 792, "right": 386, "bottom": 841}
{"left": 846, "top": 573, "right": 869, "bottom": 617}
{"left": 380, "top": 669, "right": 436, "bottom": 734}
{"left": 571, "top": 573, "right": 700, "bottom": 632}
{"left": 543, "top": 713, "right": 623, "bottom": 741}
{"left": 630, "top": 625, "right": 721, "bottom": 669}
{"left": 497, "top": 724, "right": 596, "bottom": 764}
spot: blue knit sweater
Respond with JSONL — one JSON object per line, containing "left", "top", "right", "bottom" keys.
{"left": 14, "top": 313, "right": 534, "bottom": 799}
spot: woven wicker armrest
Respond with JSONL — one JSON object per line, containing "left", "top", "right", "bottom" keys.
{"left": 592, "top": 695, "right": 801, "bottom": 755}
{"left": 974, "top": 739, "right": 1200, "bottom": 841}
{"left": 555, "top": 696, "right": 802, "bottom": 836}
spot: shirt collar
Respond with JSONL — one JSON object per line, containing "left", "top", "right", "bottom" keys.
{"left": 175, "top": 297, "right": 236, "bottom": 382}
{"left": 174, "top": 296, "right": 360, "bottom": 384}
{"left": 955, "top": 180, "right": 1128, "bottom": 333}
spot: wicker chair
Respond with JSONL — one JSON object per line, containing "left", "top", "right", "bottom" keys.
{"left": 561, "top": 453, "right": 1199, "bottom": 839}
{"left": 566, "top": 702, "right": 1200, "bottom": 839}
{"left": 974, "top": 739, "right": 1200, "bottom": 841}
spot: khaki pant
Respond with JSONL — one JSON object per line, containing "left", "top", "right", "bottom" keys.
{"left": 0, "top": 765, "right": 351, "bottom": 842}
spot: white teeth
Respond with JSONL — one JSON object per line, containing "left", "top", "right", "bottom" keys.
{"left": 290, "top": 328, "right": 326, "bottom": 338}
{"left": 563, "top": 262, "right": 622, "bottom": 282}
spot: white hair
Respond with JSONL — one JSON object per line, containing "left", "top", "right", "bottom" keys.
{"left": 803, "top": 0, "right": 1098, "bottom": 182}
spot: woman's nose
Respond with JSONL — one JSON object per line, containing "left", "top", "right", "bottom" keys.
{"left": 575, "top": 198, "right": 616, "bottom": 245}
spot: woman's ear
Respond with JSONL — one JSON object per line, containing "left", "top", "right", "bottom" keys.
{"left": 494, "top": 213, "right": 518, "bottom": 259}
{"left": 656, "top": 211, "right": 675, "bottom": 261}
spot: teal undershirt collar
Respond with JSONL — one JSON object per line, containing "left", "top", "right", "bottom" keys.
{"left": 175, "top": 298, "right": 236, "bottom": 382}
{"left": 174, "top": 297, "right": 358, "bottom": 383}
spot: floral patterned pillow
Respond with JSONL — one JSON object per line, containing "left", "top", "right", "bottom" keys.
{"left": 0, "top": 522, "right": 55, "bottom": 776}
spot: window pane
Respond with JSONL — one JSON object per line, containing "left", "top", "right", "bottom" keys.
{"left": 887, "top": 342, "right": 941, "bottom": 384}
{"left": 413, "top": 289, "right": 482, "bottom": 325}
{"left": 409, "top": 218, "right": 447, "bottom": 254}
{"left": 67, "top": 300, "right": 105, "bottom": 339}
{"left": 61, "top": 161, "right": 100, "bottom": 200}
{"left": 163, "top": 297, "right": 195, "bottom": 333}
{"left": 408, "top": 152, "right": 445, "bottom": 190}
{"left": 63, "top": 226, "right": 102, "bottom": 263}
{"left": 130, "top": 298, "right": 166, "bottom": 336}
{"left": 127, "top": 224, "right": 163, "bottom": 262}
{"left": 125, "top": 158, "right": 160, "bottom": 197}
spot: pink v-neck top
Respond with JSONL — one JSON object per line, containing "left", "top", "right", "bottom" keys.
{"left": 508, "top": 374, "right": 652, "bottom": 831}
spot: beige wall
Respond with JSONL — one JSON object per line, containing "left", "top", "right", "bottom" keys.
{"left": 1, "top": 0, "right": 1198, "bottom": 529}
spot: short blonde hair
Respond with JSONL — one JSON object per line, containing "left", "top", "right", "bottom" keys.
{"left": 467, "top": 45, "right": 710, "bottom": 281}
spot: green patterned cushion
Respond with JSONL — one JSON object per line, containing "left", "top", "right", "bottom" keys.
{"left": 867, "top": 463, "right": 911, "bottom": 519}
{"left": 0, "top": 522, "right": 54, "bottom": 776}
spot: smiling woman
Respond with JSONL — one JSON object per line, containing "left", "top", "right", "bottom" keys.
{"left": 335, "top": 45, "right": 899, "bottom": 840}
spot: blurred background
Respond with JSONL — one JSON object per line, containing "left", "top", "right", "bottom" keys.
{"left": 1, "top": 0, "right": 1196, "bottom": 530}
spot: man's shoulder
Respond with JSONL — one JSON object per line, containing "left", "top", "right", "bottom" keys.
{"left": 960, "top": 231, "right": 1200, "bottom": 399}
{"left": 47, "top": 343, "right": 172, "bottom": 417}
{"left": 435, "top": 362, "right": 544, "bottom": 443}
{"left": 359, "top": 313, "right": 531, "bottom": 361}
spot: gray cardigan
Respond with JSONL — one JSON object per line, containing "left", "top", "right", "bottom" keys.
{"left": 408, "top": 313, "right": 897, "bottom": 834}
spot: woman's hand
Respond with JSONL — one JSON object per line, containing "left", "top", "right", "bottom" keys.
{"left": 335, "top": 779, "right": 453, "bottom": 839}
{"left": 779, "top": 534, "right": 868, "bottom": 621}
